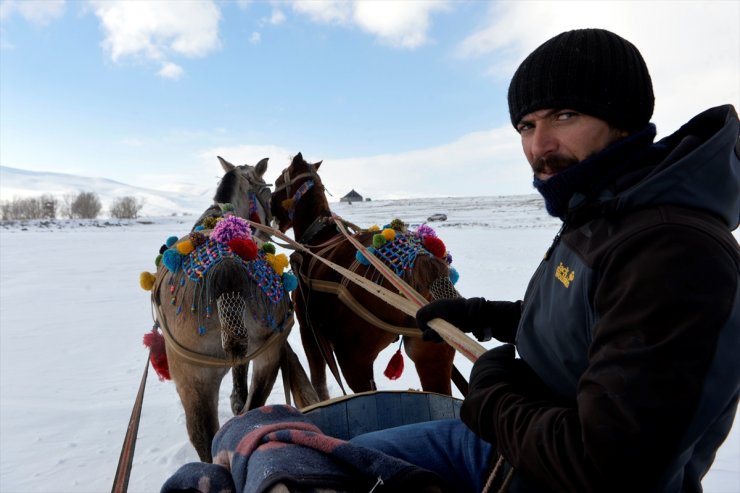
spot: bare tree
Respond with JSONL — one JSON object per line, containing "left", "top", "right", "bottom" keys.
{"left": 60, "top": 193, "right": 76, "bottom": 219}
{"left": 110, "top": 196, "right": 144, "bottom": 219}
{"left": 40, "top": 194, "right": 57, "bottom": 219}
{"left": 71, "top": 191, "right": 102, "bottom": 219}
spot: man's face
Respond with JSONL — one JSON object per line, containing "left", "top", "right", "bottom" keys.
{"left": 517, "top": 109, "right": 628, "bottom": 181}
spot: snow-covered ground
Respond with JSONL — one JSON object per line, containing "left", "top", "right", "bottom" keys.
{"left": 1, "top": 195, "right": 738, "bottom": 493}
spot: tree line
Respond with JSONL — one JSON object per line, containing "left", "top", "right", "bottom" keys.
{"left": 0, "top": 191, "right": 143, "bottom": 221}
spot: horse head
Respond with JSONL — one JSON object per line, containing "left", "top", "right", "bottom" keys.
{"left": 195, "top": 156, "right": 273, "bottom": 242}
{"left": 270, "top": 152, "right": 325, "bottom": 234}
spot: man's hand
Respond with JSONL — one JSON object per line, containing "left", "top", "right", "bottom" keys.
{"left": 415, "top": 297, "right": 521, "bottom": 343}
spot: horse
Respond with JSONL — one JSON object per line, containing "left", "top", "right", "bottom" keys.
{"left": 149, "top": 156, "right": 318, "bottom": 462}
{"left": 269, "top": 153, "right": 458, "bottom": 401}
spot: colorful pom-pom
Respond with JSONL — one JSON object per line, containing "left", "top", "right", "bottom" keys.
{"left": 159, "top": 244, "right": 168, "bottom": 254}
{"left": 229, "top": 238, "right": 259, "bottom": 261}
{"left": 175, "top": 239, "right": 195, "bottom": 255}
{"left": 383, "top": 349, "right": 404, "bottom": 380}
{"left": 381, "top": 228, "right": 396, "bottom": 241}
{"left": 373, "top": 233, "right": 387, "bottom": 249}
{"left": 389, "top": 218, "right": 405, "bottom": 231}
{"left": 261, "top": 243, "right": 276, "bottom": 254}
{"left": 139, "top": 271, "right": 156, "bottom": 291}
{"left": 155, "top": 254, "right": 163, "bottom": 268}
{"left": 202, "top": 217, "right": 218, "bottom": 229}
{"left": 143, "top": 328, "right": 170, "bottom": 381}
{"left": 212, "top": 215, "right": 252, "bottom": 244}
{"left": 189, "top": 231, "right": 207, "bottom": 247}
{"left": 162, "top": 249, "right": 182, "bottom": 273}
{"left": 368, "top": 224, "right": 380, "bottom": 232}
{"left": 219, "top": 203, "right": 235, "bottom": 212}
{"left": 423, "top": 236, "right": 446, "bottom": 258}
{"left": 166, "top": 236, "right": 179, "bottom": 247}
{"left": 266, "top": 253, "right": 289, "bottom": 275}
{"left": 282, "top": 272, "right": 298, "bottom": 292}
{"left": 416, "top": 224, "right": 437, "bottom": 239}
{"left": 194, "top": 225, "right": 205, "bottom": 231}
{"left": 449, "top": 267, "right": 460, "bottom": 285}
{"left": 356, "top": 250, "right": 369, "bottom": 265}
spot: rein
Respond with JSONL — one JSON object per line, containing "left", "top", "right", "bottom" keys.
{"left": 248, "top": 220, "right": 486, "bottom": 363}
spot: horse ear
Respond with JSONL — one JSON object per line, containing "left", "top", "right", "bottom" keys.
{"left": 218, "top": 156, "right": 235, "bottom": 173}
{"left": 292, "top": 152, "right": 303, "bottom": 165}
{"left": 255, "top": 158, "right": 268, "bottom": 177}
{"left": 314, "top": 160, "right": 322, "bottom": 170}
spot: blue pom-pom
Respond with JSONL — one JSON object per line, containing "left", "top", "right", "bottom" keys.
{"left": 449, "top": 267, "right": 459, "bottom": 285}
{"left": 282, "top": 272, "right": 298, "bottom": 292}
{"left": 355, "top": 250, "right": 369, "bottom": 265}
{"left": 166, "top": 236, "right": 179, "bottom": 247}
{"left": 194, "top": 225, "right": 205, "bottom": 231}
{"left": 162, "top": 249, "right": 182, "bottom": 273}
{"left": 198, "top": 326, "right": 207, "bottom": 336}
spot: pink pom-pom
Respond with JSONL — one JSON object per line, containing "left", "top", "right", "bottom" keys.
{"left": 211, "top": 216, "right": 252, "bottom": 244}
{"left": 229, "top": 238, "right": 259, "bottom": 261}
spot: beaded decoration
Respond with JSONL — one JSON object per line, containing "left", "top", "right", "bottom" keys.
{"left": 355, "top": 219, "right": 458, "bottom": 284}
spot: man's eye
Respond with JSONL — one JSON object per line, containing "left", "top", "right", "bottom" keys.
{"left": 556, "top": 111, "right": 577, "bottom": 121}
{"left": 517, "top": 123, "right": 533, "bottom": 132}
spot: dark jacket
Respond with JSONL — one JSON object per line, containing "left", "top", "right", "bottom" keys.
{"left": 462, "top": 105, "right": 740, "bottom": 492}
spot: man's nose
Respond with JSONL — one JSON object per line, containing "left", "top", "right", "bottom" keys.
{"left": 530, "top": 125, "right": 558, "bottom": 159}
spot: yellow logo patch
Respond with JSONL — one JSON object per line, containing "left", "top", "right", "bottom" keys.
{"left": 555, "top": 262, "right": 575, "bottom": 288}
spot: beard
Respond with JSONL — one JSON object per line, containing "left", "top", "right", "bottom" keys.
{"left": 532, "top": 154, "right": 579, "bottom": 176}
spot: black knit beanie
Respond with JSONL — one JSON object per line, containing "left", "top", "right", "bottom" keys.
{"left": 508, "top": 29, "right": 654, "bottom": 132}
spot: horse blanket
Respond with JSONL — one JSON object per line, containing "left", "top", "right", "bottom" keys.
{"left": 160, "top": 404, "right": 445, "bottom": 493}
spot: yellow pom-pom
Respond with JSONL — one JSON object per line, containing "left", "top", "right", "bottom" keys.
{"left": 368, "top": 224, "right": 380, "bottom": 232}
{"left": 139, "top": 271, "right": 156, "bottom": 291}
{"left": 382, "top": 228, "right": 396, "bottom": 241}
{"left": 266, "top": 253, "right": 289, "bottom": 275}
{"left": 176, "top": 240, "right": 195, "bottom": 255}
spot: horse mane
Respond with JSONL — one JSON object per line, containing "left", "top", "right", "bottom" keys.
{"left": 214, "top": 170, "right": 237, "bottom": 203}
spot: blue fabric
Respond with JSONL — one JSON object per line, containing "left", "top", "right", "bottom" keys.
{"left": 161, "top": 404, "right": 445, "bottom": 493}
{"left": 350, "top": 419, "right": 494, "bottom": 493}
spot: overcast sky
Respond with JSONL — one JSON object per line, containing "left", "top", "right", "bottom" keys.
{"left": 1, "top": 0, "right": 738, "bottom": 200}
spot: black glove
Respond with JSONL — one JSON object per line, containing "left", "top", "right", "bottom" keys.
{"left": 416, "top": 297, "right": 521, "bottom": 343}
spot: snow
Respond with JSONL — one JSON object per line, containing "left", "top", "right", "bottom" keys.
{"left": 1, "top": 196, "right": 738, "bottom": 493}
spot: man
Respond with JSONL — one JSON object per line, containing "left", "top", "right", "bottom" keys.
{"left": 351, "top": 28, "right": 740, "bottom": 492}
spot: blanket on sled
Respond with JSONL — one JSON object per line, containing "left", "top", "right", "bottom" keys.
{"left": 161, "top": 404, "right": 445, "bottom": 493}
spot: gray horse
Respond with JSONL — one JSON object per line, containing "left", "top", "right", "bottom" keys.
{"left": 151, "top": 156, "right": 318, "bottom": 462}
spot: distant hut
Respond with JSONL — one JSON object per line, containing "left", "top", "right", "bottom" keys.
{"left": 340, "top": 189, "right": 363, "bottom": 204}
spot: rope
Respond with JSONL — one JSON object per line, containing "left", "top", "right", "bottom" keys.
{"left": 111, "top": 357, "right": 149, "bottom": 493}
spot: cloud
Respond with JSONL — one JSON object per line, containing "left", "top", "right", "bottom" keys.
{"left": 0, "top": 0, "right": 65, "bottom": 26}
{"left": 90, "top": 0, "right": 221, "bottom": 76}
{"left": 269, "top": 9, "right": 286, "bottom": 25}
{"left": 289, "top": 0, "right": 449, "bottom": 49}
{"left": 457, "top": 1, "right": 740, "bottom": 136}
{"left": 249, "top": 32, "right": 261, "bottom": 44}
{"left": 158, "top": 62, "right": 183, "bottom": 80}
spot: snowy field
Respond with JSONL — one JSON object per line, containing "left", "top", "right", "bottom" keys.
{"left": 1, "top": 195, "right": 738, "bottom": 493}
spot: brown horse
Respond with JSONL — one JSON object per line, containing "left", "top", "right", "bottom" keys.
{"left": 151, "top": 156, "right": 317, "bottom": 462}
{"left": 270, "top": 153, "right": 457, "bottom": 401}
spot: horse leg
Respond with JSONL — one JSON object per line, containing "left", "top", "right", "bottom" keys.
{"left": 171, "top": 364, "right": 223, "bottom": 462}
{"left": 230, "top": 363, "right": 248, "bottom": 415}
{"left": 283, "top": 341, "right": 320, "bottom": 408}
{"left": 334, "top": 340, "right": 379, "bottom": 393}
{"left": 244, "top": 347, "right": 282, "bottom": 410}
{"left": 403, "top": 335, "right": 455, "bottom": 395}
{"left": 297, "top": 306, "right": 330, "bottom": 401}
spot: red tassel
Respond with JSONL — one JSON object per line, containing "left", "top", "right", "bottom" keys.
{"left": 143, "top": 328, "right": 171, "bottom": 381}
{"left": 249, "top": 211, "right": 261, "bottom": 224}
{"left": 383, "top": 349, "right": 404, "bottom": 380}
